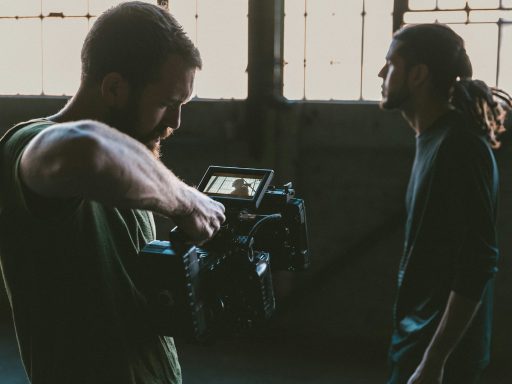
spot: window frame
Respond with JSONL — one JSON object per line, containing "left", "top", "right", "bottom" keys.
{"left": 0, "top": 0, "right": 508, "bottom": 103}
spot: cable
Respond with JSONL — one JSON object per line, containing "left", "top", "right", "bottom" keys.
{"left": 247, "top": 213, "right": 282, "bottom": 239}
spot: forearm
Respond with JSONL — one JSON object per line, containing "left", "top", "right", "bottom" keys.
{"left": 20, "top": 120, "right": 193, "bottom": 217}
{"left": 422, "top": 291, "right": 480, "bottom": 367}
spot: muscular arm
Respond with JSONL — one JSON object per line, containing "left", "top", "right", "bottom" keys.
{"left": 20, "top": 120, "right": 225, "bottom": 241}
{"left": 407, "top": 291, "right": 480, "bottom": 384}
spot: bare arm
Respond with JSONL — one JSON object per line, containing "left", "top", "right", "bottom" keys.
{"left": 20, "top": 120, "right": 225, "bottom": 242}
{"left": 407, "top": 291, "right": 480, "bottom": 384}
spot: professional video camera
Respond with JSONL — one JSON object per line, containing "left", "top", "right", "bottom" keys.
{"left": 137, "top": 166, "right": 310, "bottom": 341}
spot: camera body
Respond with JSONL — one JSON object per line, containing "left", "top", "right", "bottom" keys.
{"left": 138, "top": 166, "right": 309, "bottom": 341}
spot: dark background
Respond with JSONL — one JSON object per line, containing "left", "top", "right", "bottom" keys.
{"left": 1, "top": 96, "right": 511, "bottom": 383}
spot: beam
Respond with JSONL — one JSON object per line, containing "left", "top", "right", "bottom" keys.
{"left": 393, "top": 0, "right": 408, "bottom": 32}
{"left": 246, "top": 0, "right": 285, "bottom": 159}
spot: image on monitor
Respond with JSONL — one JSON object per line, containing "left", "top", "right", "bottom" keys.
{"left": 203, "top": 173, "right": 264, "bottom": 199}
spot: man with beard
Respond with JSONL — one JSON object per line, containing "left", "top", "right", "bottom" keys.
{"left": 378, "top": 24, "right": 511, "bottom": 384}
{"left": 0, "top": 2, "right": 225, "bottom": 384}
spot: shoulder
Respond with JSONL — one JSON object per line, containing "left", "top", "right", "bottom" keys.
{"left": 1, "top": 119, "right": 55, "bottom": 157}
{"left": 438, "top": 112, "right": 491, "bottom": 162}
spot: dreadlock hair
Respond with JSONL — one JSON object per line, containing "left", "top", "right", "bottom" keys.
{"left": 392, "top": 23, "right": 512, "bottom": 148}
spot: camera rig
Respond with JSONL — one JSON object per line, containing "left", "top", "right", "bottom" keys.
{"left": 137, "top": 166, "right": 310, "bottom": 341}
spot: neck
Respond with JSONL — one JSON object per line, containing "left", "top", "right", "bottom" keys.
{"left": 47, "top": 83, "right": 108, "bottom": 124}
{"left": 401, "top": 94, "right": 453, "bottom": 136}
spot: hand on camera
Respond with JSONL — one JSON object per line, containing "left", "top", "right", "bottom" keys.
{"left": 173, "top": 187, "right": 226, "bottom": 244}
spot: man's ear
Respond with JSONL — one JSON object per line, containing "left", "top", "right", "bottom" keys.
{"left": 408, "top": 63, "right": 430, "bottom": 89}
{"left": 100, "top": 72, "right": 131, "bottom": 107}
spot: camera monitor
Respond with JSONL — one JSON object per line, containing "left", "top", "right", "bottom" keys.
{"left": 198, "top": 166, "right": 274, "bottom": 209}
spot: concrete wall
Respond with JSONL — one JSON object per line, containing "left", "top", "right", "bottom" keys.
{"left": 1, "top": 97, "right": 512, "bottom": 373}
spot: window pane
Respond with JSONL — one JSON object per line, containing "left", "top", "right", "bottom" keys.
{"left": 0, "top": 0, "right": 40, "bottom": 16}
{"left": 408, "top": 0, "right": 436, "bottom": 10}
{"left": 283, "top": 0, "right": 306, "bottom": 99}
{"left": 88, "top": 0, "right": 156, "bottom": 15}
{"left": 451, "top": 24, "right": 498, "bottom": 86}
{"left": 469, "top": 10, "right": 512, "bottom": 22}
{"left": 168, "top": 1, "right": 197, "bottom": 43}
{"left": 42, "top": 18, "right": 88, "bottom": 95}
{"left": 89, "top": 0, "right": 126, "bottom": 14}
{"left": 197, "top": 0, "right": 247, "bottom": 99}
{"left": 0, "top": 19, "right": 42, "bottom": 94}
{"left": 306, "top": 0, "right": 363, "bottom": 100}
{"left": 43, "top": 0, "right": 88, "bottom": 16}
{"left": 437, "top": 0, "right": 466, "bottom": 9}
{"left": 171, "top": 0, "right": 247, "bottom": 99}
{"left": 362, "top": 0, "right": 394, "bottom": 100}
{"left": 468, "top": 0, "right": 500, "bottom": 8}
{"left": 284, "top": 0, "right": 393, "bottom": 100}
{"left": 504, "top": 0, "right": 512, "bottom": 7}
{"left": 499, "top": 25, "right": 512, "bottom": 91}
{"left": 403, "top": 10, "right": 467, "bottom": 23}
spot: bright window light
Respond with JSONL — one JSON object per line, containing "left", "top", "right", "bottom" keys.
{"left": 404, "top": 0, "right": 512, "bottom": 92}
{"left": 169, "top": 0, "right": 248, "bottom": 99}
{"left": 501, "top": 26, "right": 512, "bottom": 90}
{"left": 42, "top": 18, "right": 89, "bottom": 95}
{"left": 0, "top": 0, "right": 248, "bottom": 99}
{"left": 408, "top": 0, "right": 436, "bottom": 10}
{"left": 437, "top": 0, "right": 466, "bottom": 9}
{"left": 0, "top": 19, "right": 42, "bottom": 95}
{"left": 451, "top": 24, "right": 498, "bottom": 85}
{"left": 284, "top": 0, "right": 394, "bottom": 100}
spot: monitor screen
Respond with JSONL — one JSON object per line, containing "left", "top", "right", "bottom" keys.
{"left": 197, "top": 166, "right": 274, "bottom": 209}
{"left": 203, "top": 172, "right": 263, "bottom": 200}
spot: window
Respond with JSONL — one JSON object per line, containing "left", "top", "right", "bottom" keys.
{"left": 2, "top": 1, "right": 509, "bottom": 101}
{"left": 283, "top": 0, "right": 395, "bottom": 101}
{"left": 169, "top": 0, "right": 248, "bottom": 99}
{"left": 404, "top": 0, "right": 512, "bottom": 92}
{"left": 0, "top": 0, "right": 248, "bottom": 99}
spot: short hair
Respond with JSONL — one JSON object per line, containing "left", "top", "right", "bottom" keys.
{"left": 393, "top": 23, "right": 511, "bottom": 148}
{"left": 81, "top": 1, "right": 201, "bottom": 87}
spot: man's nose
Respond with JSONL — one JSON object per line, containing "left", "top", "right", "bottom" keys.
{"left": 164, "top": 106, "right": 181, "bottom": 131}
{"left": 378, "top": 66, "right": 386, "bottom": 79}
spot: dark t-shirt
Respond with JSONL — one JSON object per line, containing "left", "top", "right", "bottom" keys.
{"left": 0, "top": 120, "right": 181, "bottom": 384}
{"left": 390, "top": 111, "right": 499, "bottom": 369}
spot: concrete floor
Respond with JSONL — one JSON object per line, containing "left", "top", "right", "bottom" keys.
{"left": 0, "top": 228, "right": 509, "bottom": 384}
{"left": 1, "top": 320, "right": 508, "bottom": 383}
{"left": 0, "top": 320, "right": 388, "bottom": 384}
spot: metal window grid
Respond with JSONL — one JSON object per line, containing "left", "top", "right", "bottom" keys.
{"left": 402, "top": 0, "right": 512, "bottom": 87}
{"left": 295, "top": 0, "right": 370, "bottom": 100}
{"left": 0, "top": 0, "right": 167, "bottom": 95}
{"left": 2, "top": 1, "right": 509, "bottom": 99}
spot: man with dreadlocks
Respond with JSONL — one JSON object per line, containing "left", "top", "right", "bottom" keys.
{"left": 378, "top": 23, "right": 512, "bottom": 384}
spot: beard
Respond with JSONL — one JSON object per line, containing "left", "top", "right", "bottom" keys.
{"left": 380, "top": 76, "right": 410, "bottom": 111}
{"left": 105, "top": 94, "right": 139, "bottom": 140}
{"left": 139, "top": 125, "right": 174, "bottom": 159}
{"left": 105, "top": 95, "right": 173, "bottom": 159}
{"left": 380, "top": 86, "right": 410, "bottom": 110}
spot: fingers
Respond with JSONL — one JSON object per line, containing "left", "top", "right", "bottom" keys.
{"left": 206, "top": 200, "right": 225, "bottom": 235}
{"left": 173, "top": 192, "right": 226, "bottom": 245}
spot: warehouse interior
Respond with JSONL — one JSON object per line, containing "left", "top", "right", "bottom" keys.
{"left": 1, "top": 1, "right": 512, "bottom": 383}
